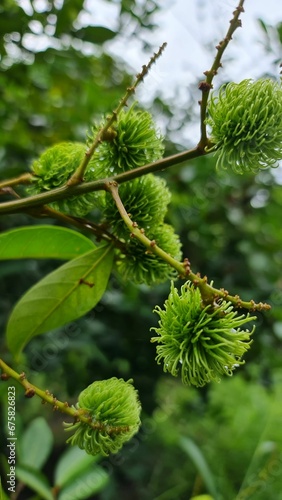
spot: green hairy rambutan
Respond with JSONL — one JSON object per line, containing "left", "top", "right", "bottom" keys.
{"left": 151, "top": 281, "right": 256, "bottom": 387}
{"left": 29, "top": 142, "right": 104, "bottom": 216}
{"left": 116, "top": 224, "right": 182, "bottom": 285}
{"left": 102, "top": 174, "right": 171, "bottom": 240}
{"left": 64, "top": 377, "right": 141, "bottom": 456}
{"left": 92, "top": 103, "right": 164, "bottom": 175}
{"left": 207, "top": 79, "right": 282, "bottom": 173}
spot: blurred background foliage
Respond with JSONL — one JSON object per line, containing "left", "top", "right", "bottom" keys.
{"left": 1, "top": 1, "right": 282, "bottom": 499}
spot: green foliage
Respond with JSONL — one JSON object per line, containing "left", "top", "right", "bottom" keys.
{"left": 180, "top": 437, "right": 219, "bottom": 499}
{"left": 0, "top": 2, "right": 282, "bottom": 499}
{"left": 18, "top": 417, "right": 53, "bottom": 470}
{"left": 54, "top": 446, "right": 102, "bottom": 489}
{"left": 6, "top": 244, "right": 114, "bottom": 357}
{"left": 0, "top": 483, "right": 9, "bottom": 500}
{"left": 0, "top": 225, "right": 95, "bottom": 260}
{"left": 15, "top": 466, "right": 53, "bottom": 500}
{"left": 49, "top": 446, "right": 110, "bottom": 500}
{"left": 207, "top": 79, "right": 282, "bottom": 173}
{"left": 191, "top": 496, "right": 214, "bottom": 500}
{"left": 65, "top": 377, "right": 141, "bottom": 456}
{"left": 146, "top": 371, "right": 282, "bottom": 499}
{"left": 57, "top": 466, "right": 109, "bottom": 500}
{"left": 73, "top": 26, "right": 117, "bottom": 45}
{"left": 151, "top": 281, "right": 256, "bottom": 387}
{"left": 10, "top": 417, "right": 109, "bottom": 499}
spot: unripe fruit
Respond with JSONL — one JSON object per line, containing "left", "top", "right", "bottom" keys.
{"left": 29, "top": 142, "right": 104, "bottom": 216}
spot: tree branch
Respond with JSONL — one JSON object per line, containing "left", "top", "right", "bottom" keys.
{"left": 0, "top": 146, "right": 203, "bottom": 215}
{"left": 106, "top": 181, "right": 271, "bottom": 312}
{"left": 67, "top": 42, "right": 168, "bottom": 186}
{"left": 198, "top": 0, "right": 246, "bottom": 148}
{"left": 0, "top": 358, "right": 128, "bottom": 434}
{"left": 0, "top": 173, "right": 33, "bottom": 189}
{"left": 41, "top": 206, "right": 126, "bottom": 251}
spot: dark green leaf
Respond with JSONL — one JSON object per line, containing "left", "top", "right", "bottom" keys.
{"left": 6, "top": 244, "right": 114, "bottom": 357}
{"left": 18, "top": 417, "right": 53, "bottom": 470}
{"left": 15, "top": 465, "right": 53, "bottom": 500}
{"left": 191, "top": 496, "right": 214, "bottom": 500}
{"left": 179, "top": 437, "right": 219, "bottom": 499}
{"left": 58, "top": 465, "right": 109, "bottom": 500}
{"left": 72, "top": 26, "right": 117, "bottom": 44}
{"left": 277, "top": 22, "right": 282, "bottom": 44}
{"left": 258, "top": 18, "right": 269, "bottom": 34}
{"left": 55, "top": 0, "right": 84, "bottom": 36}
{"left": 0, "top": 226, "right": 95, "bottom": 260}
{"left": 54, "top": 446, "right": 100, "bottom": 488}
{"left": 0, "top": 481, "right": 9, "bottom": 500}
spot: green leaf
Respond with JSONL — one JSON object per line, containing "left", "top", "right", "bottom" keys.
{"left": 58, "top": 465, "right": 109, "bottom": 500}
{"left": 6, "top": 244, "right": 114, "bottom": 357}
{"left": 179, "top": 437, "right": 219, "bottom": 500}
{"left": 18, "top": 417, "right": 53, "bottom": 470}
{"left": 0, "top": 479, "right": 9, "bottom": 500}
{"left": 0, "top": 226, "right": 95, "bottom": 260}
{"left": 55, "top": 0, "right": 85, "bottom": 36}
{"left": 15, "top": 465, "right": 53, "bottom": 500}
{"left": 237, "top": 385, "right": 282, "bottom": 498}
{"left": 54, "top": 446, "right": 100, "bottom": 488}
{"left": 191, "top": 496, "right": 214, "bottom": 500}
{"left": 258, "top": 18, "right": 269, "bottom": 34}
{"left": 277, "top": 22, "right": 282, "bottom": 45}
{"left": 73, "top": 26, "right": 117, "bottom": 44}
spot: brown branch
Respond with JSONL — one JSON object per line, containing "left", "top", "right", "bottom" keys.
{"left": 198, "top": 0, "right": 246, "bottom": 149}
{"left": 0, "top": 173, "right": 33, "bottom": 189}
{"left": 41, "top": 206, "right": 126, "bottom": 251}
{"left": 106, "top": 181, "right": 270, "bottom": 312}
{"left": 67, "top": 43, "right": 167, "bottom": 186}
{"left": 0, "top": 146, "right": 204, "bottom": 216}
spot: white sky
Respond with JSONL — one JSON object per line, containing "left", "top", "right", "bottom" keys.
{"left": 16, "top": 0, "right": 282, "bottom": 156}
{"left": 18, "top": 0, "right": 282, "bottom": 104}
{"left": 85, "top": 0, "right": 282, "bottom": 104}
{"left": 83, "top": 0, "right": 282, "bottom": 172}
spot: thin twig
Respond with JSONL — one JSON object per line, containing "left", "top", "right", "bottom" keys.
{"left": 0, "top": 173, "right": 33, "bottom": 189}
{"left": 107, "top": 181, "right": 270, "bottom": 312}
{"left": 0, "top": 146, "right": 203, "bottom": 215}
{"left": 41, "top": 206, "right": 126, "bottom": 251}
{"left": 67, "top": 43, "right": 167, "bottom": 186}
{"left": 0, "top": 358, "right": 129, "bottom": 434}
{"left": 198, "top": 0, "right": 246, "bottom": 149}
